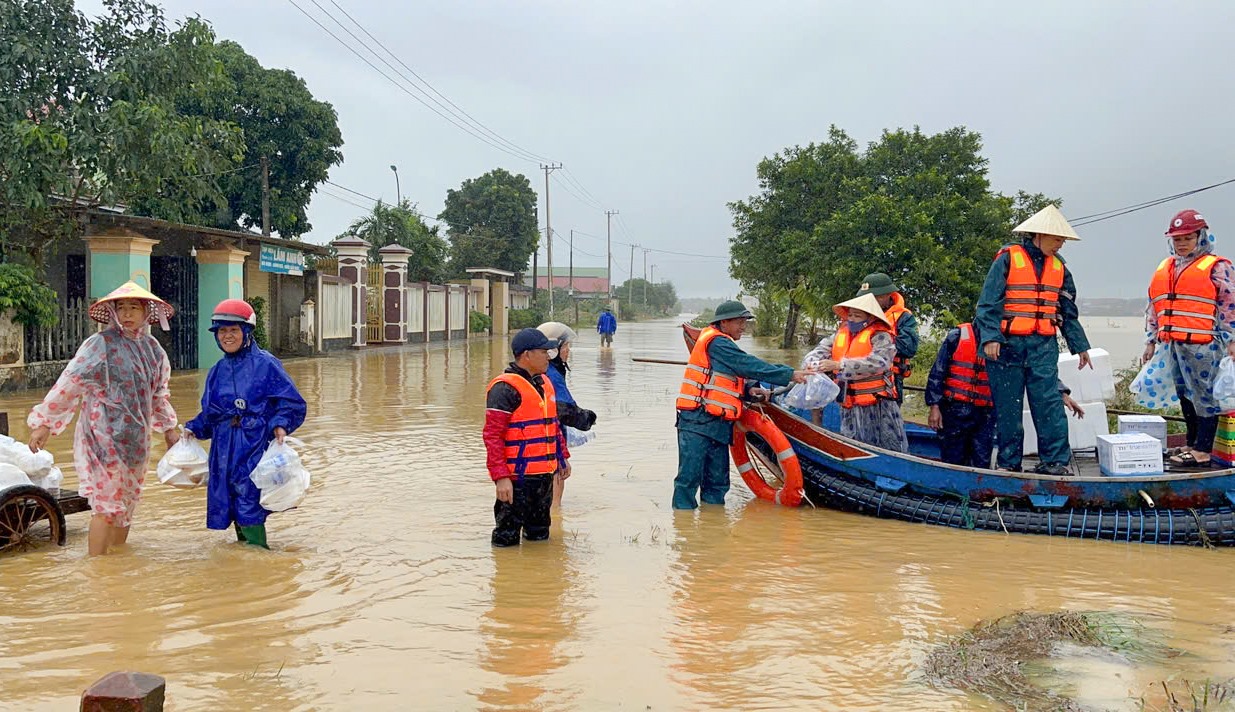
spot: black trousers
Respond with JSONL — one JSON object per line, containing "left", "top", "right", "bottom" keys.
{"left": 1178, "top": 392, "right": 1218, "bottom": 453}
{"left": 492, "top": 474, "right": 554, "bottom": 547}
{"left": 938, "top": 400, "right": 996, "bottom": 469}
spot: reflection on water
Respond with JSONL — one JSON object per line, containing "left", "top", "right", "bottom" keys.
{"left": 0, "top": 320, "right": 1231, "bottom": 710}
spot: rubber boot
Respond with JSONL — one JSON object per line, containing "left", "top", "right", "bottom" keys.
{"left": 238, "top": 525, "right": 269, "bottom": 550}
{"left": 234, "top": 522, "right": 246, "bottom": 542}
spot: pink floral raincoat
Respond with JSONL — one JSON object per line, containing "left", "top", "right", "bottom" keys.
{"left": 28, "top": 328, "right": 177, "bottom": 526}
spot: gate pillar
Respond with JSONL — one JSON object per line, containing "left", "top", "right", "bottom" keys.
{"left": 196, "top": 247, "right": 248, "bottom": 371}
{"left": 331, "top": 236, "right": 371, "bottom": 348}
{"left": 84, "top": 229, "right": 159, "bottom": 299}
{"left": 378, "top": 244, "right": 412, "bottom": 344}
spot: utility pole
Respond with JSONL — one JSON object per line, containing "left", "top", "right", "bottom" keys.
{"left": 568, "top": 229, "right": 575, "bottom": 297}
{"left": 628, "top": 243, "right": 638, "bottom": 305}
{"left": 541, "top": 163, "right": 562, "bottom": 315}
{"left": 531, "top": 207, "right": 539, "bottom": 303}
{"left": 260, "top": 155, "right": 271, "bottom": 237}
{"left": 642, "top": 248, "right": 648, "bottom": 304}
{"left": 605, "top": 210, "right": 618, "bottom": 297}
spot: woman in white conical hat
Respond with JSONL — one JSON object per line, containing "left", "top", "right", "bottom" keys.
{"left": 802, "top": 292, "right": 908, "bottom": 452}
{"left": 26, "top": 281, "right": 180, "bottom": 555}
{"left": 974, "top": 204, "right": 1092, "bottom": 475}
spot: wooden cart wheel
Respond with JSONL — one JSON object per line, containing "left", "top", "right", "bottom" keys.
{"left": 0, "top": 485, "right": 67, "bottom": 554}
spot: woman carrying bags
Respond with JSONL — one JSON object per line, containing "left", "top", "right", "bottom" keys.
{"left": 184, "top": 299, "right": 306, "bottom": 548}
{"left": 27, "top": 282, "right": 179, "bottom": 555}
{"left": 803, "top": 293, "right": 908, "bottom": 452}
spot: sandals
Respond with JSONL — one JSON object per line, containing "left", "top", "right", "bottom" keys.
{"left": 1168, "top": 451, "right": 1214, "bottom": 469}
{"left": 1165, "top": 446, "right": 1190, "bottom": 457}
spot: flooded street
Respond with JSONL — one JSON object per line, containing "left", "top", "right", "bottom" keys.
{"left": 1, "top": 318, "right": 1233, "bottom": 711}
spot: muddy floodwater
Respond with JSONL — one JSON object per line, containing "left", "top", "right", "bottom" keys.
{"left": 1, "top": 319, "right": 1232, "bottom": 711}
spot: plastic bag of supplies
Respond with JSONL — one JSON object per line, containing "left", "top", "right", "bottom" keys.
{"left": 1129, "top": 344, "right": 1180, "bottom": 411}
{"left": 780, "top": 374, "right": 840, "bottom": 410}
{"left": 1213, "top": 356, "right": 1235, "bottom": 412}
{"left": 157, "top": 433, "right": 209, "bottom": 489}
{"left": 251, "top": 437, "right": 311, "bottom": 512}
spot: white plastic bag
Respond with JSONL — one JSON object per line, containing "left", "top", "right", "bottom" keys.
{"left": 1214, "top": 356, "right": 1235, "bottom": 412}
{"left": 0, "top": 438, "right": 52, "bottom": 477}
{"left": 0, "top": 462, "right": 33, "bottom": 491}
{"left": 157, "top": 435, "right": 210, "bottom": 489}
{"left": 565, "top": 426, "right": 595, "bottom": 448}
{"left": 252, "top": 437, "right": 310, "bottom": 512}
{"left": 781, "top": 374, "right": 840, "bottom": 410}
{"left": 1129, "top": 344, "right": 1180, "bottom": 411}
{"left": 35, "top": 466, "right": 63, "bottom": 496}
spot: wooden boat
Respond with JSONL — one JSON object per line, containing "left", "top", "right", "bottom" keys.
{"left": 680, "top": 324, "right": 1235, "bottom": 546}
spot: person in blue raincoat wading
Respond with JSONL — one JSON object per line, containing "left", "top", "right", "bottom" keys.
{"left": 597, "top": 306, "right": 617, "bottom": 347}
{"left": 184, "top": 299, "right": 307, "bottom": 549}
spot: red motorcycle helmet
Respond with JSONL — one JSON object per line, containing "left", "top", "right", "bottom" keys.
{"left": 1166, "top": 209, "right": 1208, "bottom": 236}
{"left": 210, "top": 298, "right": 257, "bottom": 329}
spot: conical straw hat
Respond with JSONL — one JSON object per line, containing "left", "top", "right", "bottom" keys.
{"left": 1012, "top": 204, "right": 1080, "bottom": 240}
{"left": 831, "top": 292, "right": 892, "bottom": 328}
{"left": 88, "top": 281, "right": 175, "bottom": 325}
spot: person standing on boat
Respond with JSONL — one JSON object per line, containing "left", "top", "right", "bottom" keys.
{"left": 597, "top": 306, "right": 617, "bottom": 347}
{"left": 805, "top": 293, "right": 908, "bottom": 452}
{"left": 1142, "top": 209, "right": 1235, "bottom": 468}
{"left": 925, "top": 322, "right": 1086, "bottom": 468}
{"left": 975, "top": 205, "right": 1091, "bottom": 475}
{"left": 673, "top": 300, "right": 810, "bottom": 510}
{"left": 856, "top": 273, "right": 918, "bottom": 404}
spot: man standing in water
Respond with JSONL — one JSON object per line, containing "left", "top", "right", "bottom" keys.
{"left": 673, "top": 300, "right": 810, "bottom": 509}
{"left": 975, "top": 205, "right": 1091, "bottom": 475}
{"left": 484, "top": 328, "right": 570, "bottom": 546}
{"left": 597, "top": 306, "right": 617, "bottom": 347}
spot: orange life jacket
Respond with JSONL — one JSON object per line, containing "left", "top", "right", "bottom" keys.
{"left": 488, "top": 373, "right": 560, "bottom": 477}
{"left": 831, "top": 322, "right": 897, "bottom": 408}
{"left": 1148, "top": 254, "right": 1228, "bottom": 344}
{"left": 998, "top": 244, "right": 1065, "bottom": 336}
{"left": 942, "top": 323, "right": 993, "bottom": 408}
{"left": 676, "top": 326, "right": 745, "bottom": 421}
{"left": 883, "top": 292, "right": 914, "bottom": 379}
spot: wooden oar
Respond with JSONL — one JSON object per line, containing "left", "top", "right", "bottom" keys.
{"left": 632, "top": 357, "right": 688, "bottom": 366}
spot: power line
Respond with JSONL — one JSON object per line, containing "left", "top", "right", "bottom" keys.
{"left": 1071, "top": 177, "right": 1235, "bottom": 226}
{"left": 318, "top": 188, "right": 371, "bottom": 211}
{"left": 184, "top": 162, "right": 260, "bottom": 179}
{"left": 324, "top": 0, "right": 552, "bottom": 165}
{"left": 551, "top": 172, "right": 604, "bottom": 212}
{"left": 321, "top": 179, "right": 447, "bottom": 224}
{"left": 286, "top": 0, "right": 543, "bottom": 164}
{"left": 562, "top": 167, "right": 603, "bottom": 206}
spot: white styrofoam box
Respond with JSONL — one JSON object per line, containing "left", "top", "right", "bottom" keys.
{"left": 1021, "top": 401, "right": 1109, "bottom": 455}
{"left": 1117, "top": 415, "right": 1168, "bottom": 450}
{"left": 1057, "top": 347, "right": 1116, "bottom": 402}
{"left": 1097, "top": 433, "right": 1162, "bottom": 464}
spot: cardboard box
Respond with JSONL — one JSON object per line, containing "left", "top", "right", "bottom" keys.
{"left": 1022, "top": 402, "right": 1109, "bottom": 455}
{"left": 1117, "top": 415, "right": 1167, "bottom": 450}
{"left": 1097, "top": 432, "right": 1162, "bottom": 462}
{"left": 1100, "top": 457, "right": 1165, "bottom": 476}
{"left": 1057, "top": 348, "right": 1116, "bottom": 402}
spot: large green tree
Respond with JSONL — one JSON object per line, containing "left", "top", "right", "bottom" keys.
{"left": 136, "top": 40, "right": 343, "bottom": 237}
{"left": 346, "top": 199, "right": 449, "bottom": 284}
{"left": 0, "top": 0, "right": 243, "bottom": 266}
{"left": 730, "top": 125, "right": 1056, "bottom": 343}
{"left": 438, "top": 168, "right": 538, "bottom": 275}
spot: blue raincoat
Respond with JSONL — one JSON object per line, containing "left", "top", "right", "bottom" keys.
{"left": 186, "top": 335, "right": 307, "bottom": 529}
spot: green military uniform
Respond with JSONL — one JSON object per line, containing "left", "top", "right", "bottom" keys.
{"left": 674, "top": 301, "right": 795, "bottom": 509}
{"left": 975, "top": 235, "right": 1090, "bottom": 472}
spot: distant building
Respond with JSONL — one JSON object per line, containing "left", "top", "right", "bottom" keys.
{"left": 526, "top": 266, "right": 610, "bottom": 296}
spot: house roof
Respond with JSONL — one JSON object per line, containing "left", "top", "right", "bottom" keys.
{"left": 86, "top": 211, "right": 334, "bottom": 255}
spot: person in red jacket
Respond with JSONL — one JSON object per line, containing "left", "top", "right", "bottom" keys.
{"left": 483, "top": 328, "right": 571, "bottom": 546}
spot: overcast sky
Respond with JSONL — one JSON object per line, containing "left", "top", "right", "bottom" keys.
{"left": 77, "top": 1, "right": 1235, "bottom": 298}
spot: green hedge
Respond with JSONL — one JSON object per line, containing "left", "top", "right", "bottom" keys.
{"left": 469, "top": 310, "right": 492, "bottom": 333}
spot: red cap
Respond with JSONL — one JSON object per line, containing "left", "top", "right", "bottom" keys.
{"left": 1166, "top": 209, "right": 1208, "bottom": 236}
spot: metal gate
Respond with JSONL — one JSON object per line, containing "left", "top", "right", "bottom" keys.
{"left": 366, "top": 265, "right": 383, "bottom": 343}
{"left": 151, "top": 256, "right": 199, "bottom": 370}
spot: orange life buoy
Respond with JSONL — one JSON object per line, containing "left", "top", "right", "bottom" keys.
{"left": 729, "top": 408, "right": 804, "bottom": 506}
